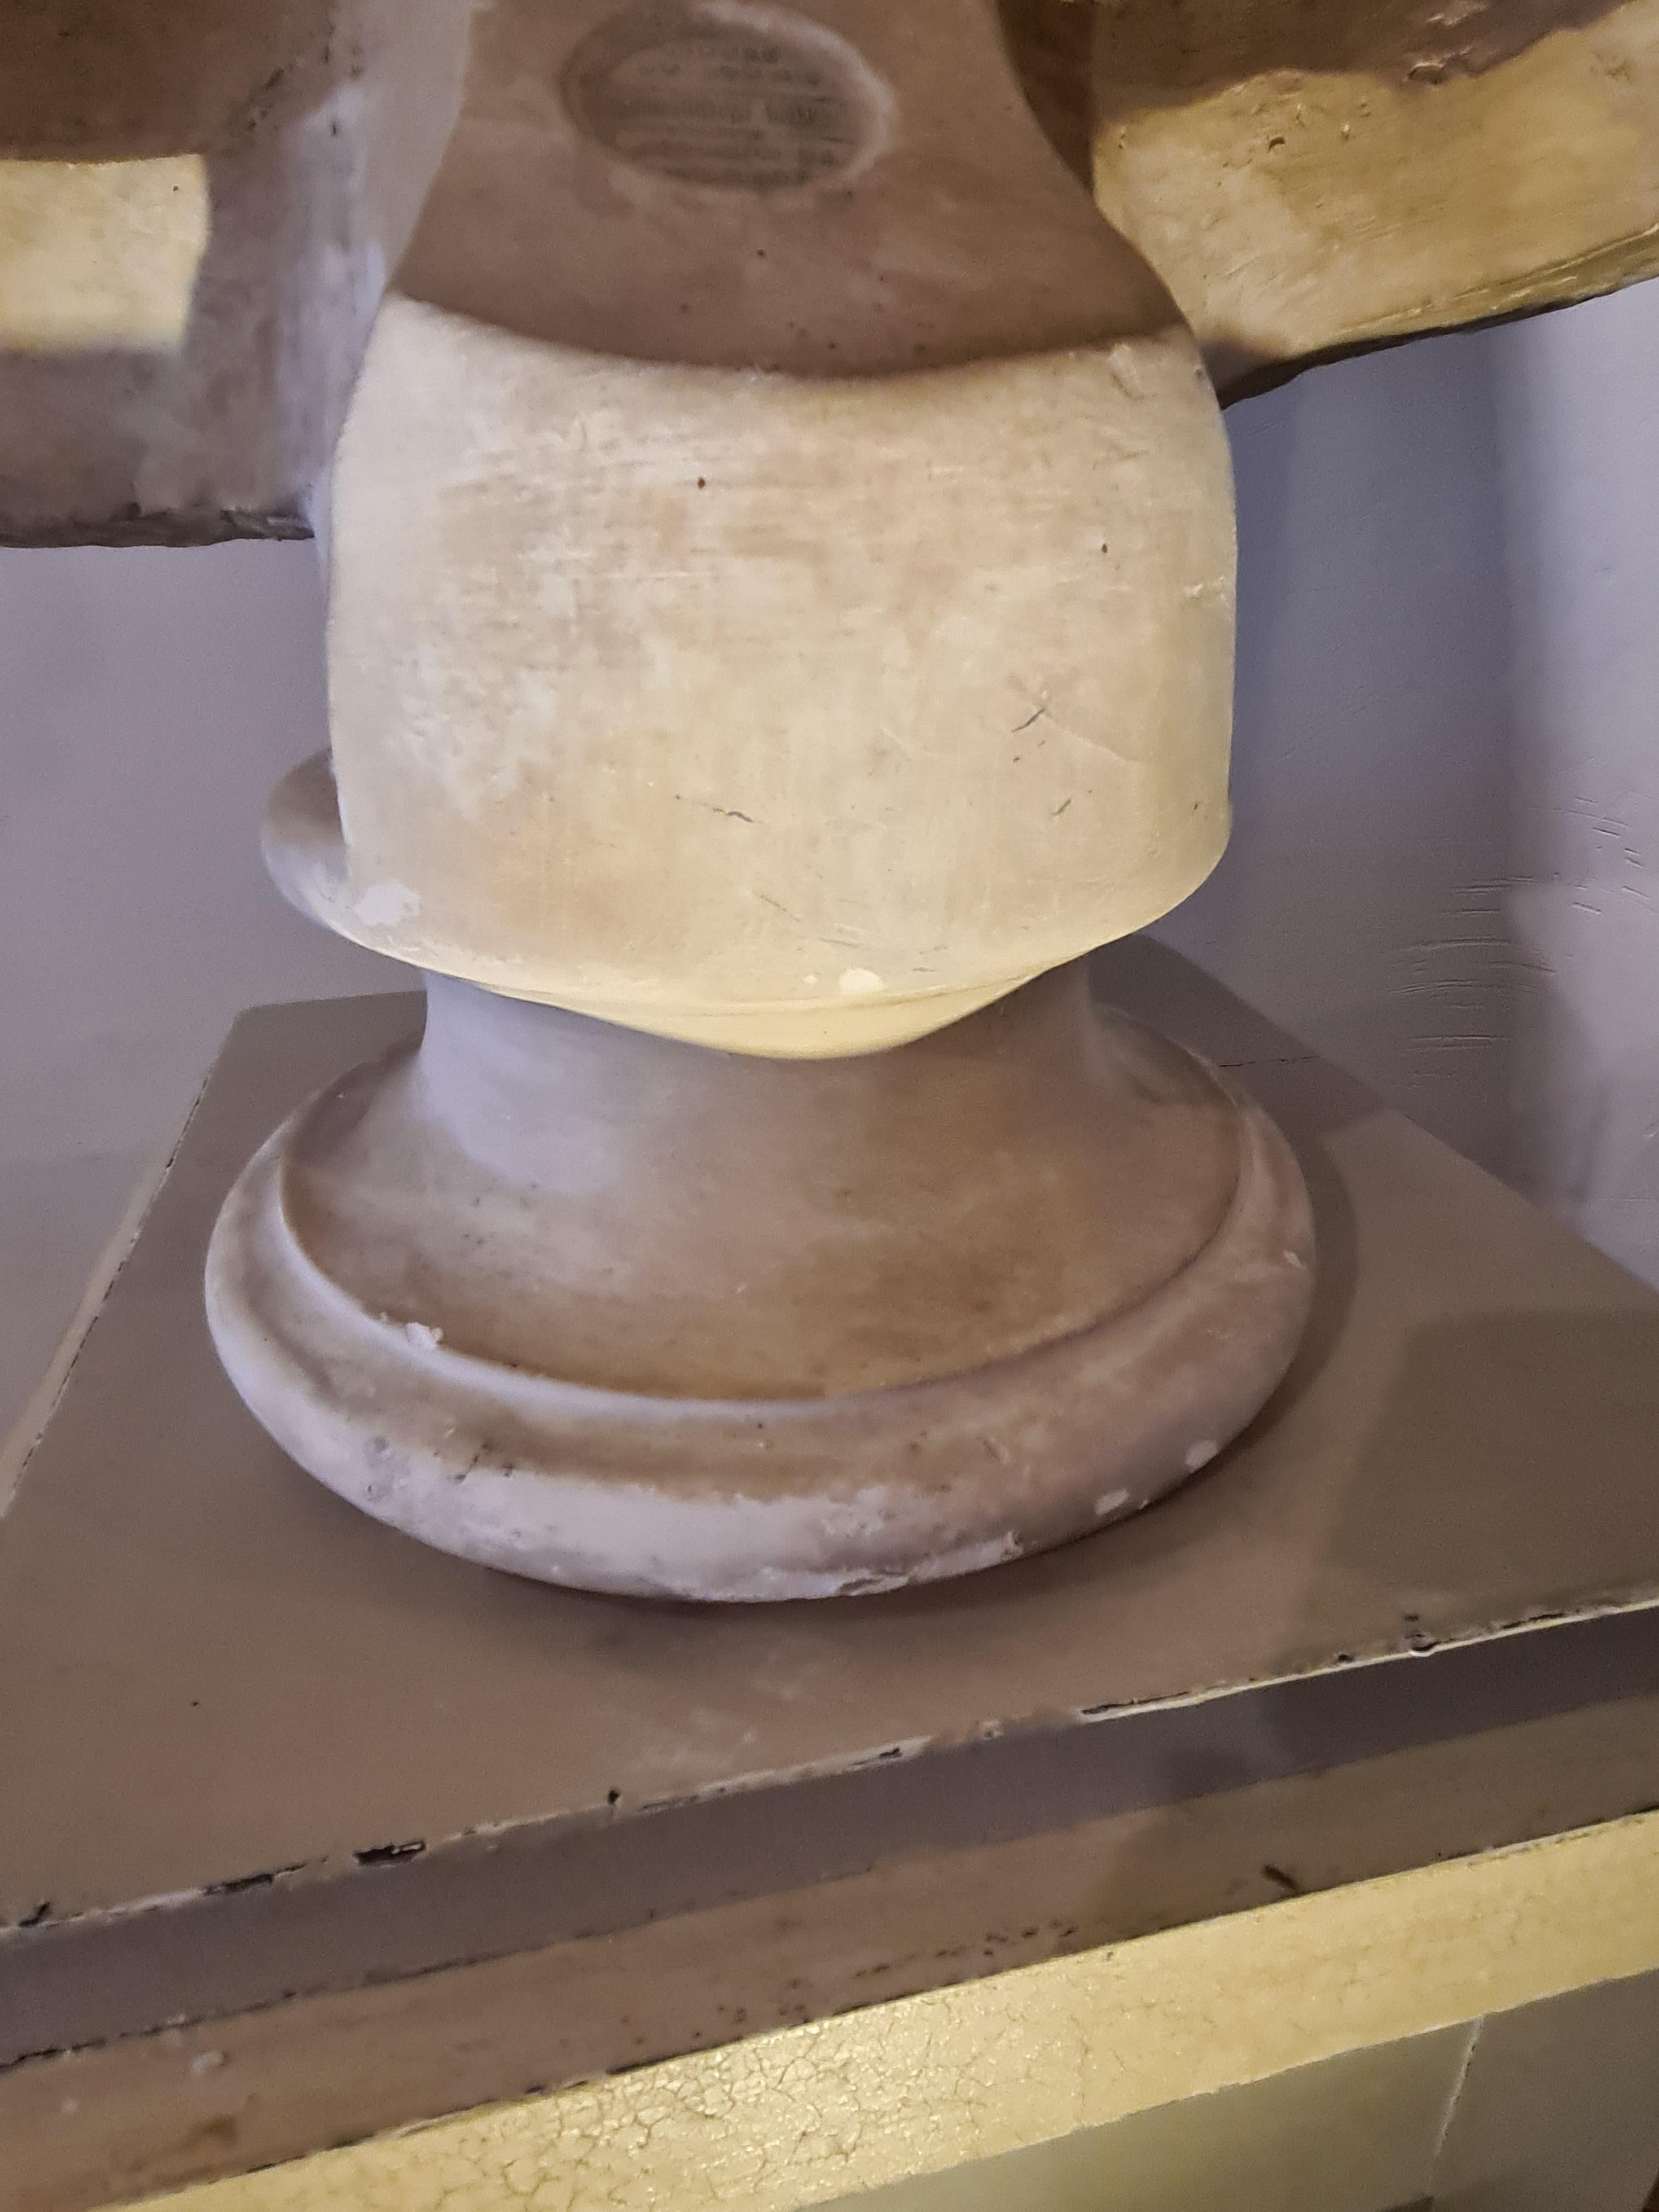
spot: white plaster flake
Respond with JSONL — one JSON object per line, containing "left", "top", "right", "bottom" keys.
{"left": 353, "top": 879, "right": 421, "bottom": 928}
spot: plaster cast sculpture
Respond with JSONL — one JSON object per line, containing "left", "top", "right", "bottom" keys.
{"left": 8, "top": 0, "right": 1657, "bottom": 1596}
{"left": 206, "top": 0, "right": 1317, "bottom": 1597}
{"left": 1005, "top": 0, "right": 1659, "bottom": 392}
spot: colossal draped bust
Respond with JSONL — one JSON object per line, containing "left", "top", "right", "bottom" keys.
{"left": 5, "top": 0, "right": 1655, "bottom": 1596}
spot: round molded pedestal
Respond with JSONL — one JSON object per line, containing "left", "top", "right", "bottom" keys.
{"left": 205, "top": 963, "right": 1314, "bottom": 1600}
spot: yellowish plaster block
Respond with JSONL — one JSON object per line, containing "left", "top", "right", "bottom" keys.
{"left": 0, "top": 156, "right": 208, "bottom": 351}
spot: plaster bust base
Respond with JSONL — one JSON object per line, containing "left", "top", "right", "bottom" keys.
{"left": 205, "top": 962, "right": 1313, "bottom": 1600}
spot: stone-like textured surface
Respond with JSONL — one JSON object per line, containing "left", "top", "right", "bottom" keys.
{"left": 302, "top": 0, "right": 1230, "bottom": 1052}
{"left": 1080, "top": 0, "right": 1659, "bottom": 387}
{"left": 305, "top": 318, "right": 1232, "bottom": 1049}
{"left": 0, "top": 0, "right": 471, "bottom": 543}
{"left": 204, "top": 963, "right": 1312, "bottom": 1596}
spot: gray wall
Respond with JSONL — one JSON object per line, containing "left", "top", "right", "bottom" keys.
{"left": 4, "top": 279, "right": 1657, "bottom": 1447}
{"left": 1499, "top": 281, "right": 1659, "bottom": 1285}
{"left": 1166, "top": 276, "right": 1659, "bottom": 1277}
{"left": 1160, "top": 318, "right": 1514, "bottom": 1177}
{"left": 0, "top": 543, "right": 396, "bottom": 1443}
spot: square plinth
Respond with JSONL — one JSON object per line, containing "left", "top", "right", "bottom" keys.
{"left": 5, "top": 940, "right": 1659, "bottom": 2210}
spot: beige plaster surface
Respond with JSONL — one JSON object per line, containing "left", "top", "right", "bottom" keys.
{"left": 305, "top": 0, "right": 1233, "bottom": 1051}
{"left": 0, "top": 0, "right": 472, "bottom": 542}
{"left": 1082, "top": 0, "right": 1659, "bottom": 386}
{"left": 313, "top": 324, "right": 1231, "bottom": 1051}
{"left": 0, "top": 160, "right": 210, "bottom": 352}
{"left": 398, "top": 0, "right": 1180, "bottom": 375}
{"left": 9, "top": 0, "right": 1659, "bottom": 545}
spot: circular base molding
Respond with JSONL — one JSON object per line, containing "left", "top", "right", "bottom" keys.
{"left": 206, "top": 965, "right": 1314, "bottom": 1601}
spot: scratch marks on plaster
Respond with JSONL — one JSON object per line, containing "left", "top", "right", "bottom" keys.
{"left": 676, "top": 794, "right": 756, "bottom": 825}
{"left": 1106, "top": 341, "right": 1147, "bottom": 401}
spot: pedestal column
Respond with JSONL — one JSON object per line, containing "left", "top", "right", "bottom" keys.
{"left": 208, "top": 0, "right": 1317, "bottom": 1596}
{"left": 207, "top": 962, "right": 1312, "bottom": 1599}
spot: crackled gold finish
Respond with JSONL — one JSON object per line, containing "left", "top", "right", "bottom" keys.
{"left": 122, "top": 1808, "right": 1659, "bottom": 2212}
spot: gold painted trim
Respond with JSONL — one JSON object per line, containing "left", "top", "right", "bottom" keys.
{"left": 144, "top": 1807, "right": 1659, "bottom": 2212}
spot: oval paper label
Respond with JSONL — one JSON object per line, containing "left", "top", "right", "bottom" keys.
{"left": 565, "top": 1, "right": 883, "bottom": 193}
